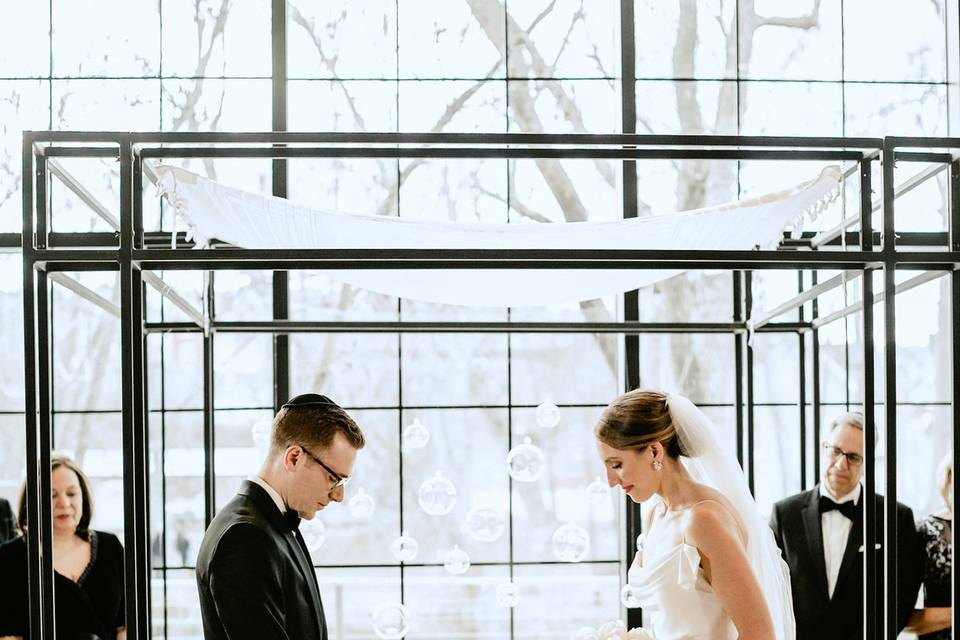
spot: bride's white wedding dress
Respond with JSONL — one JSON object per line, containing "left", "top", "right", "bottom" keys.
{"left": 628, "top": 541, "right": 737, "bottom": 640}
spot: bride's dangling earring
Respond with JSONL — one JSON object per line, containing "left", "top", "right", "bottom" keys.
{"left": 653, "top": 460, "right": 662, "bottom": 472}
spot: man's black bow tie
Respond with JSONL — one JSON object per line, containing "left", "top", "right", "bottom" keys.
{"left": 819, "top": 495, "right": 860, "bottom": 521}
{"left": 284, "top": 509, "right": 301, "bottom": 531}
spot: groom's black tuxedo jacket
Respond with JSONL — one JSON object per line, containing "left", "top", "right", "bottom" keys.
{"left": 769, "top": 487, "right": 921, "bottom": 640}
{"left": 196, "top": 481, "right": 327, "bottom": 640}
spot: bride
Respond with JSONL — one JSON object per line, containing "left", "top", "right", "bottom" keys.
{"left": 594, "top": 389, "right": 795, "bottom": 640}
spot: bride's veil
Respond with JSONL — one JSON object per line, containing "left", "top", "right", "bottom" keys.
{"left": 667, "top": 393, "right": 796, "bottom": 640}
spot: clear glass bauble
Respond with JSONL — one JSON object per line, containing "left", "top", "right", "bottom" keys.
{"left": 371, "top": 602, "right": 410, "bottom": 640}
{"left": 585, "top": 477, "right": 611, "bottom": 506}
{"left": 552, "top": 523, "right": 590, "bottom": 562}
{"left": 536, "top": 400, "right": 560, "bottom": 429}
{"left": 348, "top": 487, "right": 376, "bottom": 519}
{"left": 443, "top": 545, "right": 471, "bottom": 575}
{"left": 495, "top": 581, "right": 519, "bottom": 607}
{"left": 299, "top": 517, "right": 326, "bottom": 553}
{"left": 464, "top": 506, "right": 506, "bottom": 542}
{"left": 250, "top": 420, "right": 272, "bottom": 449}
{"left": 390, "top": 530, "right": 419, "bottom": 563}
{"left": 620, "top": 583, "right": 643, "bottom": 608}
{"left": 506, "top": 437, "right": 545, "bottom": 482}
{"left": 402, "top": 418, "right": 430, "bottom": 451}
{"left": 417, "top": 471, "right": 457, "bottom": 516}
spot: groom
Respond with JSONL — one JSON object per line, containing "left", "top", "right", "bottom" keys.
{"left": 769, "top": 412, "right": 921, "bottom": 639}
{"left": 196, "top": 394, "right": 365, "bottom": 640}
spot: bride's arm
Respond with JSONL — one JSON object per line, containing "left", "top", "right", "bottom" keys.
{"left": 687, "top": 503, "right": 775, "bottom": 640}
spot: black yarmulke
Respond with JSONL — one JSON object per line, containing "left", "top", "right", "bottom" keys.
{"left": 281, "top": 393, "right": 340, "bottom": 409}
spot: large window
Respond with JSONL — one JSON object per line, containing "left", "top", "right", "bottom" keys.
{"left": 1, "top": 1, "right": 957, "bottom": 638}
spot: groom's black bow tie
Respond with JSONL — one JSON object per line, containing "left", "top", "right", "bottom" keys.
{"left": 283, "top": 509, "right": 301, "bottom": 531}
{"left": 819, "top": 495, "right": 860, "bottom": 521}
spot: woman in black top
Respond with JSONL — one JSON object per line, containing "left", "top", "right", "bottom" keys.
{"left": 907, "top": 457, "right": 952, "bottom": 640}
{"left": 0, "top": 454, "right": 125, "bottom": 640}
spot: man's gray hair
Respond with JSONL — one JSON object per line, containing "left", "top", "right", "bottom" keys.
{"left": 829, "top": 411, "right": 864, "bottom": 432}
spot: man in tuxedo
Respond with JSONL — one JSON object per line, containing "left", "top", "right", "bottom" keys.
{"left": 769, "top": 412, "right": 921, "bottom": 640}
{"left": 196, "top": 393, "right": 365, "bottom": 640}
{"left": 0, "top": 497, "right": 15, "bottom": 543}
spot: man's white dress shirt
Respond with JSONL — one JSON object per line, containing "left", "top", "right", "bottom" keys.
{"left": 819, "top": 482, "right": 861, "bottom": 598}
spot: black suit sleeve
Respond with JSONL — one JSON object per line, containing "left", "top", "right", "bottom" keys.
{"left": 895, "top": 505, "right": 922, "bottom": 633}
{"left": 208, "top": 523, "right": 291, "bottom": 640}
{"left": 0, "top": 499, "right": 15, "bottom": 544}
{"left": 769, "top": 503, "right": 786, "bottom": 559}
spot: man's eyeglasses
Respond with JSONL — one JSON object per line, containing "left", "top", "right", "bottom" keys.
{"left": 822, "top": 442, "right": 864, "bottom": 467}
{"left": 299, "top": 445, "right": 350, "bottom": 491}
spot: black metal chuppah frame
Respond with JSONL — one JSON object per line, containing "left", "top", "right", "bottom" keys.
{"left": 18, "top": 131, "right": 960, "bottom": 639}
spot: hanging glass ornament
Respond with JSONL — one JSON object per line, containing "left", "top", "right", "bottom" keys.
{"left": 585, "top": 477, "right": 611, "bottom": 506}
{"left": 495, "top": 581, "right": 519, "bottom": 608}
{"left": 417, "top": 471, "right": 457, "bottom": 516}
{"left": 620, "top": 583, "right": 643, "bottom": 608}
{"left": 402, "top": 418, "right": 430, "bottom": 451}
{"left": 348, "top": 488, "right": 376, "bottom": 519}
{"left": 390, "top": 530, "right": 419, "bottom": 562}
{"left": 251, "top": 420, "right": 272, "bottom": 449}
{"left": 371, "top": 602, "right": 410, "bottom": 640}
{"left": 299, "top": 517, "right": 326, "bottom": 553}
{"left": 443, "top": 545, "right": 471, "bottom": 575}
{"left": 552, "top": 523, "right": 590, "bottom": 562}
{"left": 506, "top": 437, "right": 546, "bottom": 482}
{"left": 464, "top": 506, "right": 506, "bottom": 542}
{"left": 536, "top": 400, "right": 561, "bottom": 429}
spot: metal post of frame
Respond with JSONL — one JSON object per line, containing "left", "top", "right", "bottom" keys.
{"left": 950, "top": 159, "right": 960, "bottom": 634}
{"left": 811, "top": 270, "right": 821, "bottom": 483}
{"left": 22, "top": 134, "right": 56, "bottom": 640}
{"left": 203, "top": 278, "right": 216, "bottom": 528}
{"left": 119, "top": 136, "right": 150, "bottom": 639}
{"left": 797, "top": 272, "right": 807, "bottom": 490}
{"left": 861, "top": 150, "right": 878, "bottom": 640}
{"left": 881, "top": 142, "right": 899, "bottom": 640}
{"left": 620, "top": 0, "right": 642, "bottom": 630}
{"left": 734, "top": 272, "right": 745, "bottom": 469}
{"left": 272, "top": 0, "right": 289, "bottom": 412}
{"left": 745, "top": 271, "right": 755, "bottom": 493}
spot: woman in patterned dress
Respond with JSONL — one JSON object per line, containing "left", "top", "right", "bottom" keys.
{"left": 906, "top": 456, "right": 952, "bottom": 639}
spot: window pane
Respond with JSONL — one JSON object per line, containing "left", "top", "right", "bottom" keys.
{"left": 52, "top": 0, "right": 159, "bottom": 77}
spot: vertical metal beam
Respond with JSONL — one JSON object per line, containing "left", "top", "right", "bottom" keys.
{"left": 950, "top": 160, "right": 960, "bottom": 252}
{"left": 620, "top": 0, "right": 642, "bottom": 630}
{"left": 271, "top": 0, "right": 289, "bottom": 411}
{"left": 734, "top": 272, "right": 745, "bottom": 468}
{"left": 882, "top": 265, "right": 898, "bottom": 640}
{"left": 745, "top": 270, "right": 755, "bottom": 493}
{"left": 203, "top": 333, "right": 216, "bottom": 527}
{"left": 952, "top": 269, "right": 960, "bottom": 634}
{"left": 37, "top": 269, "right": 56, "bottom": 640}
{"left": 811, "top": 271, "right": 822, "bottom": 482}
{"left": 797, "top": 271, "right": 807, "bottom": 490}
{"left": 119, "top": 136, "right": 148, "bottom": 639}
{"left": 36, "top": 155, "right": 48, "bottom": 250}
{"left": 132, "top": 152, "right": 151, "bottom": 638}
{"left": 862, "top": 149, "right": 879, "bottom": 640}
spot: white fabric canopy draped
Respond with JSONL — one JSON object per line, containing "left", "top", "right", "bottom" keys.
{"left": 155, "top": 164, "right": 840, "bottom": 307}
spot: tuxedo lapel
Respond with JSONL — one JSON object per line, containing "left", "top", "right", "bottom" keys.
{"left": 802, "top": 489, "right": 830, "bottom": 600}
{"left": 832, "top": 495, "right": 869, "bottom": 602}
{"left": 286, "top": 527, "right": 326, "bottom": 638}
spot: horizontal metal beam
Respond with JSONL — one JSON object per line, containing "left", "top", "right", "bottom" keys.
{"left": 138, "top": 146, "right": 864, "bottom": 161}
{"left": 23, "top": 130, "right": 885, "bottom": 149}
{"left": 140, "top": 271, "right": 204, "bottom": 328}
{"left": 142, "top": 319, "right": 812, "bottom": 335}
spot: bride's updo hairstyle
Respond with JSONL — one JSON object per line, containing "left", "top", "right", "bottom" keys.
{"left": 595, "top": 389, "right": 688, "bottom": 458}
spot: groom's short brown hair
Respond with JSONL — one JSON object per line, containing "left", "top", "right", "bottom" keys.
{"left": 271, "top": 395, "right": 364, "bottom": 453}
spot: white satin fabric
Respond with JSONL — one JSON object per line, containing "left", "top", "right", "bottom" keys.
{"left": 154, "top": 164, "right": 841, "bottom": 307}
{"left": 628, "top": 538, "right": 738, "bottom": 640}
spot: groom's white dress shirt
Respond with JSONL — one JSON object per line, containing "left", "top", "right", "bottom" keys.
{"left": 819, "top": 482, "right": 861, "bottom": 598}
{"left": 248, "top": 474, "right": 286, "bottom": 514}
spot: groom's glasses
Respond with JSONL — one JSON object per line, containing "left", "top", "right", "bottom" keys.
{"left": 299, "top": 444, "right": 350, "bottom": 491}
{"left": 821, "top": 442, "right": 864, "bottom": 467}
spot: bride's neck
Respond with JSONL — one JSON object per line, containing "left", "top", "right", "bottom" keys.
{"left": 656, "top": 459, "right": 697, "bottom": 511}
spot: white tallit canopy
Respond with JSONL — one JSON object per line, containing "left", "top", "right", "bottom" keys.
{"left": 154, "top": 164, "right": 840, "bottom": 307}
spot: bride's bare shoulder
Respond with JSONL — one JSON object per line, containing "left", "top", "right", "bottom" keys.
{"left": 684, "top": 496, "right": 747, "bottom": 548}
